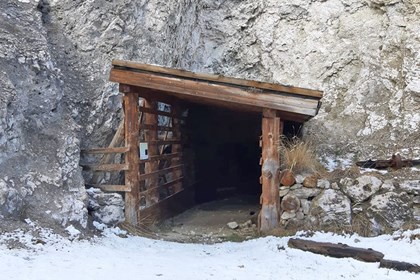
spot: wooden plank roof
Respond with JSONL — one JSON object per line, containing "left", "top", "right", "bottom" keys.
{"left": 109, "top": 60, "right": 323, "bottom": 122}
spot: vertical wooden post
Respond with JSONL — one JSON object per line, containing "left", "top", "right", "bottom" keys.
{"left": 259, "top": 109, "right": 281, "bottom": 232}
{"left": 144, "top": 99, "right": 159, "bottom": 206}
{"left": 122, "top": 87, "right": 140, "bottom": 225}
{"left": 171, "top": 103, "right": 183, "bottom": 193}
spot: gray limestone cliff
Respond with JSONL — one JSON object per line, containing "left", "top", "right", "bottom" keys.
{"left": 0, "top": 0, "right": 419, "bottom": 230}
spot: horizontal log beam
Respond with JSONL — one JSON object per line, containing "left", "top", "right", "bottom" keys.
{"left": 120, "top": 85, "right": 177, "bottom": 104}
{"left": 146, "top": 140, "right": 181, "bottom": 146}
{"left": 123, "top": 85, "right": 311, "bottom": 121}
{"left": 81, "top": 163, "right": 129, "bottom": 172}
{"left": 112, "top": 60, "right": 323, "bottom": 98}
{"left": 141, "top": 124, "right": 175, "bottom": 132}
{"left": 139, "top": 152, "right": 182, "bottom": 164}
{"left": 139, "top": 177, "right": 184, "bottom": 195}
{"left": 81, "top": 147, "right": 129, "bottom": 154}
{"left": 138, "top": 164, "right": 183, "bottom": 181}
{"left": 139, "top": 107, "right": 185, "bottom": 119}
{"left": 99, "top": 185, "right": 131, "bottom": 192}
{"left": 110, "top": 69, "right": 319, "bottom": 117}
{"left": 140, "top": 187, "right": 184, "bottom": 212}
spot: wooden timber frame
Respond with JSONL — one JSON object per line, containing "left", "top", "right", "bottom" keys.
{"left": 83, "top": 59, "right": 322, "bottom": 232}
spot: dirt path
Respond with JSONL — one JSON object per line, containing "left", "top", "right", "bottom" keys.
{"left": 155, "top": 196, "right": 261, "bottom": 243}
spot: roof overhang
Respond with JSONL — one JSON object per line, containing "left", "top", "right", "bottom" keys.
{"left": 109, "top": 60, "right": 323, "bottom": 122}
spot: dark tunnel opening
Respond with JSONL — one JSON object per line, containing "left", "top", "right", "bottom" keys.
{"left": 186, "top": 104, "right": 303, "bottom": 204}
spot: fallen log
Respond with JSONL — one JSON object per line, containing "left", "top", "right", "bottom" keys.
{"left": 380, "top": 259, "right": 420, "bottom": 273}
{"left": 288, "top": 238, "right": 420, "bottom": 274}
{"left": 288, "top": 238, "right": 384, "bottom": 262}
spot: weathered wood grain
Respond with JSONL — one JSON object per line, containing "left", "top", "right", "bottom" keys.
{"left": 110, "top": 68, "right": 319, "bottom": 116}
{"left": 112, "top": 59, "right": 323, "bottom": 98}
{"left": 98, "top": 185, "right": 131, "bottom": 192}
{"left": 123, "top": 91, "right": 140, "bottom": 225}
{"left": 259, "top": 109, "right": 281, "bottom": 232}
{"left": 139, "top": 106, "right": 186, "bottom": 119}
{"left": 138, "top": 164, "right": 183, "bottom": 181}
{"left": 144, "top": 98, "right": 160, "bottom": 206}
{"left": 139, "top": 152, "right": 182, "bottom": 164}
{"left": 81, "top": 146, "right": 129, "bottom": 154}
{"left": 379, "top": 259, "right": 420, "bottom": 273}
{"left": 288, "top": 238, "right": 384, "bottom": 262}
{"left": 81, "top": 163, "right": 129, "bottom": 172}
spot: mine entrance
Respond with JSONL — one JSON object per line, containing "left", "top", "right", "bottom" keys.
{"left": 82, "top": 60, "right": 322, "bottom": 233}
{"left": 188, "top": 104, "right": 261, "bottom": 203}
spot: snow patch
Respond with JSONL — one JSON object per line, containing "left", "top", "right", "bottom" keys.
{"left": 360, "top": 168, "right": 388, "bottom": 174}
{"left": 0, "top": 229, "right": 419, "bottom": 280}
{"left": 65, "top": 225, "right": 81, "bottom": 240}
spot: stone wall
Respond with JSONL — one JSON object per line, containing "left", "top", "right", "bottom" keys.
{"left": 279, "top": 170, "right": 420, "bottom": 236}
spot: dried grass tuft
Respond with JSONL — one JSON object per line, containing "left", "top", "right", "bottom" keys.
{"left": 279, "top": 136, "right": 325, "bottom": 175}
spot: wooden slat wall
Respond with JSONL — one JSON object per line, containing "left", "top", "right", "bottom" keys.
{"left": 144, "top": 99, "right": 160, "bottom": 206}
{"left": 171, "top": 103, "right": 183, "bottom": 193}
{"left": 135, "top": 97, "right": 185, "bottom": 219}
{"left": 81, "top": 90, "right": 186, "bottom": 226}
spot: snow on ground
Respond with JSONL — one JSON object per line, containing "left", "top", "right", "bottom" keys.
{"left": 0, "top": 227, "right": 419, "bottom": 280}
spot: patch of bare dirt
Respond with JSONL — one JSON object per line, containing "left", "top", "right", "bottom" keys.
{"left": 154, "top": 196, "right": 261, "bottom": 243}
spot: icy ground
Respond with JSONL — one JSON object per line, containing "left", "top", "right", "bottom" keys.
{"left": 0, "top": 225, "right": 419, "bottom": 280}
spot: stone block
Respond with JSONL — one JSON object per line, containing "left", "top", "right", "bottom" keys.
{"left": 341, "top": 175, "right": 382, "bottom": 203}
{"left": 309, "top": 189, "right": 351, "bottom": 226}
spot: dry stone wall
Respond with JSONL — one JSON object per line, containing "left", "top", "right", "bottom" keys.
{"left": 279, "top": 170, "right": 420, "bottom": 236}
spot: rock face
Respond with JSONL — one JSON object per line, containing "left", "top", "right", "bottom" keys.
{"left": 87, "top": 188, "right": 124, "bottom": 226}
{"left": 0, "top": 1, "right": 88, "bottom": 229}
{"left": 399, "top": 180, "right": 420, "bottom": 195}
{"left": 309, "top": 189, "right": 352, "bottom": 227}
{"left": 368, "top": 192, "right": 412, "bottom": 231}
{"left": 341, "top": 176, "right": 382, "bottom": 203}
{"left": 1, "top": 0, "right": 419, "bottom": 231}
